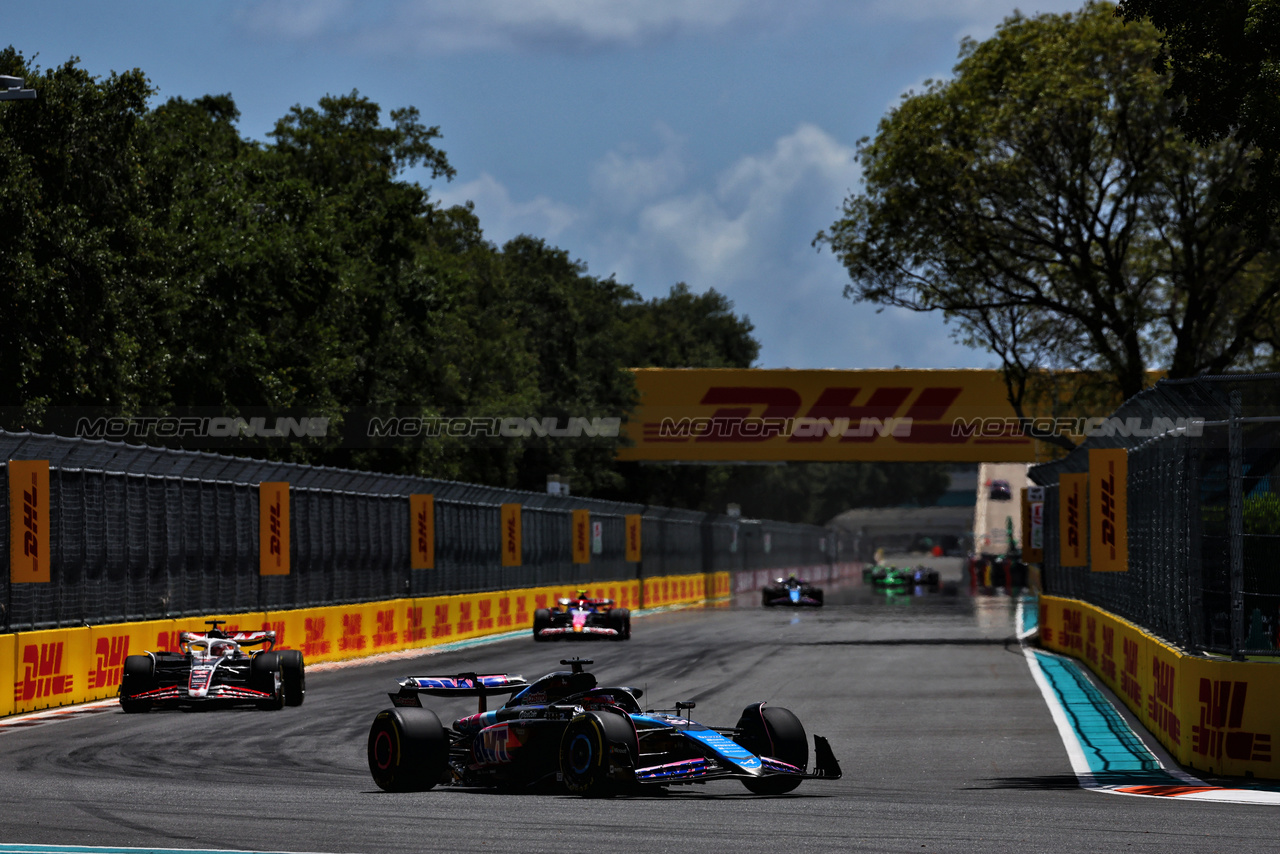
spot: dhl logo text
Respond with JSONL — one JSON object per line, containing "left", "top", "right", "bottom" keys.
{"left": 14, "top": 642, "right": 73, "bottom": 702}
{"left": 89, "top": 635, "right": 131, "bottom": 690}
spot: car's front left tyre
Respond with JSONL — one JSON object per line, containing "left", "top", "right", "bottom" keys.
{"left": 119, "top": 655, "right": 155, "bottom": 713}
{"left": 559, "top": 710, "right": 636, "bottom": 797}
{"left": 734, "top": 703, "right": 808, "bottom": 795}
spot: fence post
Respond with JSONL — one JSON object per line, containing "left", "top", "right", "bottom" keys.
{"left": 1229, "top": 389, "right": 1245, "bottom": 660}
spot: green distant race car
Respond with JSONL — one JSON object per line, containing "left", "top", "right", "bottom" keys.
{"left": 864, "top": 564, "right": 939, "bottom": 589}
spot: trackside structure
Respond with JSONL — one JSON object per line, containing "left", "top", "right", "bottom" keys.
{"left": 1031, "top": 374, "right": 1280, "bottom": 778}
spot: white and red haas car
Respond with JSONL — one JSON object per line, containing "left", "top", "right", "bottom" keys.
{"left": 118, "top": 620, "right": 305, "bottom": 712}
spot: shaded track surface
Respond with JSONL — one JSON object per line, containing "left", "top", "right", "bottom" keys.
{"left": 3, "top": 560, "right": 1279, "bottom": 853}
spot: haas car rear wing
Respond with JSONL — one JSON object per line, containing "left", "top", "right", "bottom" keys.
{"left": 178, "top": 630, "right": 276, "bottom": 649}
{"left": 389, "top": 672, "right": 529, "bottom": 713}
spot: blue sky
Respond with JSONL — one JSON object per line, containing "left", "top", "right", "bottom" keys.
{"left": 8, "top": 0, "right": 1086, "bottom": 369}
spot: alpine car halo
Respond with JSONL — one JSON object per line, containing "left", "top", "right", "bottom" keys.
{"left": 367, "top": 656, "right": 841, "bottom": 796}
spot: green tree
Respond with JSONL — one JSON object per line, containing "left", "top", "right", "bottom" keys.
{"left": 815, "top": 3, "right": 1280, "bottom": 438}
{"left": 0, "top": 49, "right": 173, "bottom": 419}
{"left": 1117, "top": 0, "right": 1280, "bottom": 235}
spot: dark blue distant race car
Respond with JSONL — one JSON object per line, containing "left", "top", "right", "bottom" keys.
{"left": 761, "top": 575, "right": 824, "bottom": 607}
{"left": 367, "top": 657, "right": 841, "bottom": 796}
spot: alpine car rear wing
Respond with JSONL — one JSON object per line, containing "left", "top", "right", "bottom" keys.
{"left": 388, "top": 672, "right": 529, "bottom": 713}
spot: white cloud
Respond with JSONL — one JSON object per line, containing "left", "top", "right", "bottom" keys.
{"left": 590, "top": 124, "right": 686, "bottom": 211}
{"left": 236, "top": 0, "right": 1088, "bottom": 56}
{"left": 434, "top": 173, "right": 577, "bottom": 244}
{"left": 237, "top": 0, "right": 807, "bottom": 53}
{"left": 613, "top": 123, "right": 859, "bottom": 285}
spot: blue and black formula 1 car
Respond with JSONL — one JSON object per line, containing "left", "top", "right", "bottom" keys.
{"left": 761, "top": 575, "right": 824, "bottom": 607}
{"left": 367, "top": 657, "right": 841, "bottom": 796}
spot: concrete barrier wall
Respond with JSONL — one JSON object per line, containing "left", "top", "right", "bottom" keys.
{"left": 2, "top": 571, "right": 733, "bottom": 717}
{"left": 1040, "top": 595, "right": 1280, "bottom": 779}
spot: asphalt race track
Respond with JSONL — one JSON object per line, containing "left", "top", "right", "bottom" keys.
{"left": 3, "top": 557, "right": 1280, "bottom": 854}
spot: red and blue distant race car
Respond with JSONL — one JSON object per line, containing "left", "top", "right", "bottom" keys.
{"left": 532, "top": 591, "right": 631, "bottom": 641}
{"left": 118, "top": 620, "right": 305, "bottom": 712}
{"left": 367, "top": 657, "right": 841, "bottom": 796}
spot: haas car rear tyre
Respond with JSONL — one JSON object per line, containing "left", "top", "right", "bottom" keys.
{"left": 559, "top": 711, "right": 637, "bottom": 797}
{"left": 532, "top": 608, "right": 552, "bottom": 642}
{"left": 734, "top": 703, "right": 808, "bottom": 794}
{"left": 368, "top": 707, "right": 449, "bottom": 792}
{"left": 251, "top": 652, "right": 285, "bottom": 710}
{"left": 279, "top": 649, "right": 306, "bottom": 707}
{"left": 118, "top": 655, "right": 156, "bottom": 713}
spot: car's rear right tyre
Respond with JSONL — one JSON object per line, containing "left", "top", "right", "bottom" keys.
{"left": 734, "top": 703, "right": 808, "bottom": 794}
{"left": 119, "top": 655, "right": 155, "bottom": 713}
{"left": 368, "top": 707, "right": 449, "bottom": 792}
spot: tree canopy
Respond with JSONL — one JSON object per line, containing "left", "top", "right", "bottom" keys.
{"left": 815, "top": 2, "right": 1280, "bottom": 437}
{"left": 1117, "top": 0, "right": 1280, "bottom": 234}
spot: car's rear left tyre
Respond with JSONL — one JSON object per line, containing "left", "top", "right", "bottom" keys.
{"left": 532, "top": 608, "right": 552, "bottom": 642}
{"left": 368, "top": 707, "right": 449, "bottom": 792}
{"left": 119, "top": 655, "right": 155, "bottom": 713}
{"left": 279, "top": 649, "right": 306, "bottom": 706}
{"left": 734, "top": 703, "right": 808, "bottom": 795}
{"left": 812, "top": 589, "right": 824, "bottom": 606}
{"left": 559, "top": 710, "right": 637, "bottom": 797}
{"left": 251, "top": 652, "right": 285, "bottom": 710}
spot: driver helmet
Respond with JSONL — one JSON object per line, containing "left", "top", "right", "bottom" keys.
{"left": 210, "top": 641, "right": 234, "bottom": 657}
{"left": 576, "top": 589, "right": 589, "bottom": 601}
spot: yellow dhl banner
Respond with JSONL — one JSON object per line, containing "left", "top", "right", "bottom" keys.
{"left": 617, "top": 368, "right": 1168, "bottom": 463}
{"left": 619, "top": 369, "right": 1039, "bottom": 462}
{"left": 8, "top": 460, "right": 50, "bottom": 583}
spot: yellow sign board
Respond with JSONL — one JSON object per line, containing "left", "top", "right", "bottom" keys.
{"left": 572, "top": 509, "right": 590, "bottom": 564}
{"left": 501, "top": 503, "right": 522, "bottom": 567}
{"left": 1088, "top": 449, "right": 1128, "bottom": 572}
{"left": 259, "top": 482, "right": 290, "bottom": 576}
{"left": 1058, "top": 473, "right": 1088, "bottom": 567}
{"left": 410, "top": 494, "right": 434, "bottom": 570}
{"left": 625, "top": 514, "right": 642, "bottom": 562}
{"left": 9, "top": 459, "right": 50, "bottom": 583}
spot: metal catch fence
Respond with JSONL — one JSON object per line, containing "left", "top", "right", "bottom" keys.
{"left": 1, "top": 431, "right": 848, "bottom": 631}
{"left": 1031, "top": 375, "right": 1280, "bottom": 658}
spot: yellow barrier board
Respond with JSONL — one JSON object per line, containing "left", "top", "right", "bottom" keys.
{"left": 0, "top": 633, "right": 14, "bottom": 717}
{"left": 1040, "top": 596, "right": 1280, "bottom": 779}
{"left": 0, "top": 572, "right": 733, "bottom": 718}
{"left": 12, "top": 626, "right": 90, "bottom": 714}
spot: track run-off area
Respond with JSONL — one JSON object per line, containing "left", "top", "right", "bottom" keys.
{"left": 3, "top": 555, "right": 1280, "bottom": 854}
